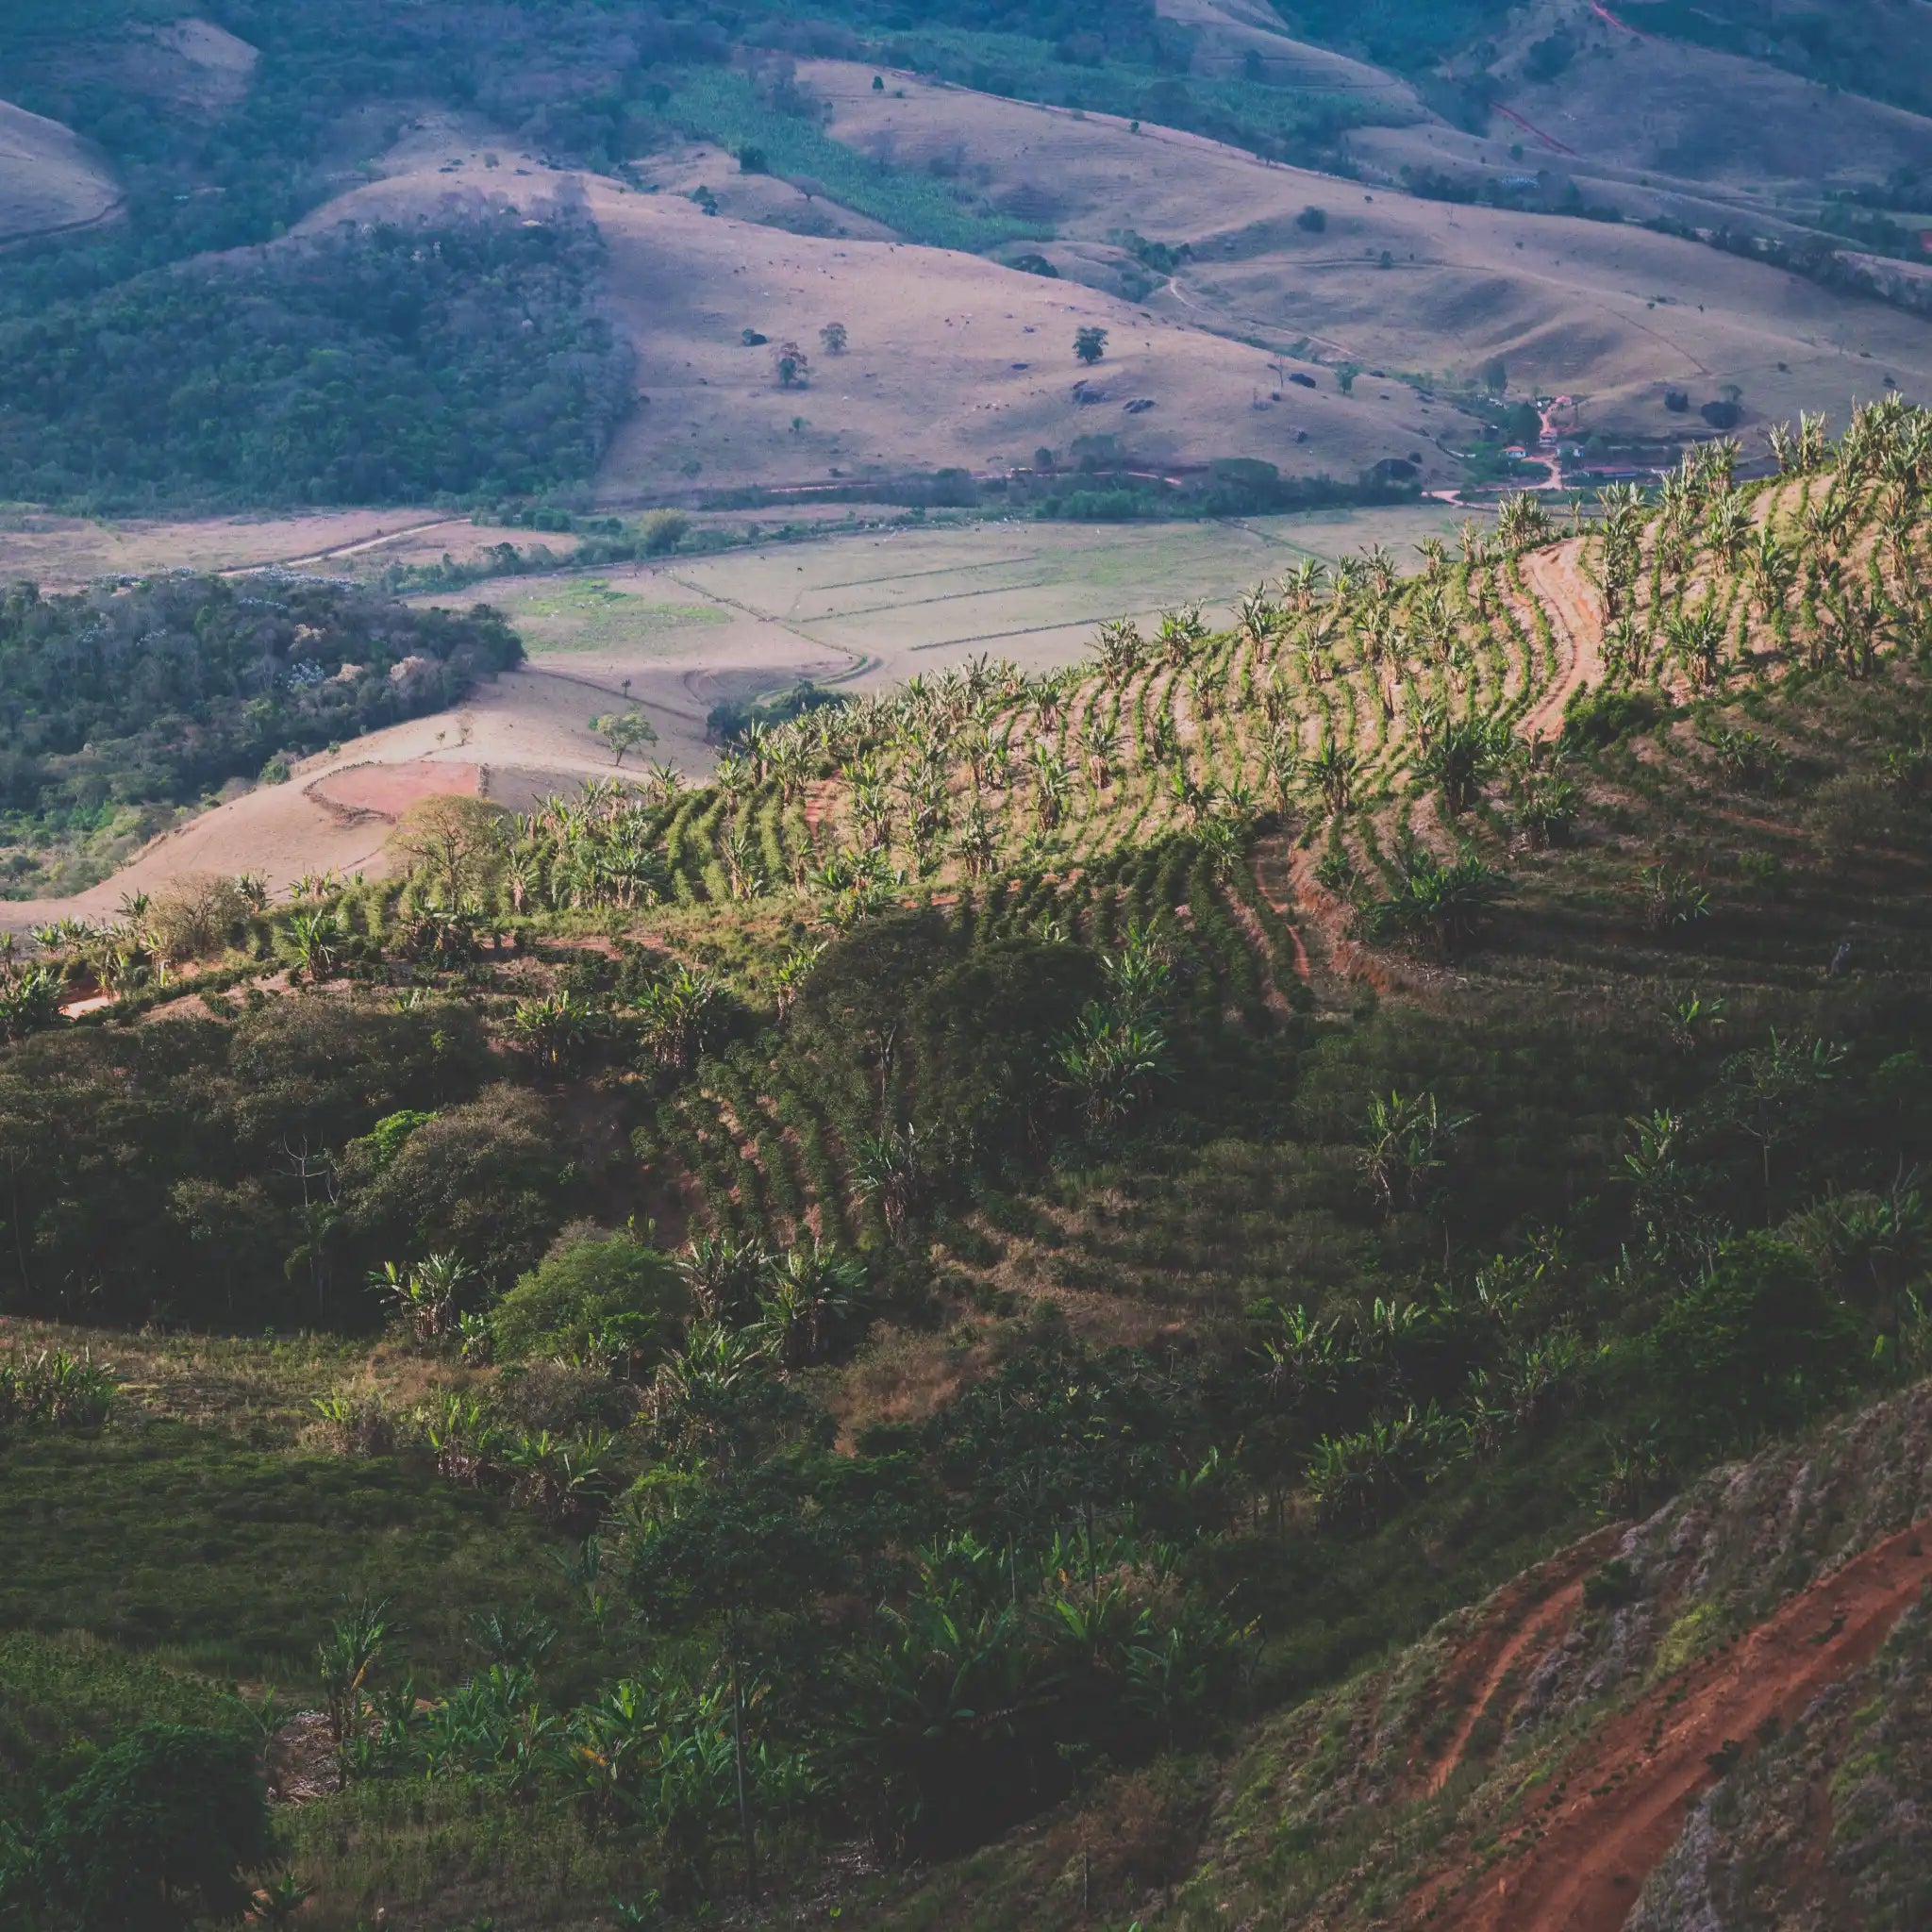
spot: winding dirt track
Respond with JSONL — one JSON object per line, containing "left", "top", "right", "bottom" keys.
{"left": 1405, "top": 1519, "right": 1932, "bottom": 1931}
{"left": 1516, "top": 538, "right": 1604, "bottom": 741}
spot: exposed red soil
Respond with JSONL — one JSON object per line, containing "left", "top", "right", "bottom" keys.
{"left": 1411, "top": 1524, "right": 1630, "bottom": 1798}
{"left": 310, "top": 757, "right": 481, "bottom": 822}
{"left": 1285, "top": 844, "right": 1407, "bottom": 997}
{"left": 1405, "top": 1518, "right": 1932, "bottom": 1932}
{"left": 307, "top": 759, "right": 481, "bottom": 824}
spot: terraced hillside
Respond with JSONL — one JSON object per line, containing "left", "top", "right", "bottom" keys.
{"left": 6, "top": 399, "right": 1932, "bottom": 1930}
{"left": 488, "top": 395, "right": 1932, "bottom": 1287}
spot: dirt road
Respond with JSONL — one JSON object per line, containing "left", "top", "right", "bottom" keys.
{"left": 1406, "top": 1518, "right": 1932, "bottom": 1931}
{"left": 1517, "top": 537, "right": 1604, "bottom": 740}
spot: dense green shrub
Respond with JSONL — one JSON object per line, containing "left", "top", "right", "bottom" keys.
{"left": 1653, "top": 1233, "right": 1865, "bottom": 1432}
{"left": 340, "top": 1088, "right": 574, "bottom": 1292}
{"left": 0, "top": 211, "right": 632, "bottom": 509}
{"left": 491, "top": 1230, "right": 689, "bottom": 1365}
{"left": 11, "top": 1724, "right": 273, "bottom": 1932}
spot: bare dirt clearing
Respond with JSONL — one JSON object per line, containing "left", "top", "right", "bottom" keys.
{"left": 0, "top": 675, "right": 608, "bottom": 930}
{"left": 308, "top": 759, "right": 481, "bottom": 823}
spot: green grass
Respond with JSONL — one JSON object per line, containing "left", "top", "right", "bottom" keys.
{"left": 663, "top": 70, "right": 1052, "bottom": 253}
{"left": 491, "top": 579, "right": 733, "bottom": 654}
{"left": 0, "top": 1417, "right": 600, "bottom": 1687}
{"left": 281, "top": 1776, "right": 656, "bottom": 1930}
{"left": 0, "top": 1630, "right": 249, "bottom": 1814}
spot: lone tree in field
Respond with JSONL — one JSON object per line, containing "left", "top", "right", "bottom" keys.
{"left": 389, "top": 795, "right": 509, "bottom": 905}
{"left": 819, "top": 321, "right": 848, "bottom": 356}
{"left": 774, "top": 340, "right": 810, "bottom": 388}
{"left": 1074, "top": 325, "right": 1108, "bottom": 366}
{"left": 594, "top": 709, "right": 658, "bottom": 767}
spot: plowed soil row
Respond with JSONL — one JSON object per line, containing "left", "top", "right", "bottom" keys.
{"left": 1404, "top": 1517, "right": 1932, "bottom": 1931}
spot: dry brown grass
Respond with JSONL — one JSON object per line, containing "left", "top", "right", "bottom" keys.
{"left": 0, "top": 96, "right": 120, "bottom": 247}
{"left": 821, "top": 1324, "right": 1002, "bottom": 1448}
{"left": 802, "top": 58, "right": 1932, "bottom": 437}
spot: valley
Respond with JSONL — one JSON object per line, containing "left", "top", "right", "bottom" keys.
{"left": 4, "top": 5, "right": 1932, "bottom": 1929}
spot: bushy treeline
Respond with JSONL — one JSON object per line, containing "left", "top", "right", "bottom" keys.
{"left": 0, "top": 209, "right": 635, "bottom": 510}
{"left": 0, "top": 575, "right": 521, "bottom": 829}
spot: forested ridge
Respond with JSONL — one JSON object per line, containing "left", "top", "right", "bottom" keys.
{"left": 3, "top": 403, "right": 1932, "bottom": 1925}
{"left": 0, "top": 576, "right": 521, "bottom": 891}
{"left": 0, "top": 210, "right": 636, "bottom": 511}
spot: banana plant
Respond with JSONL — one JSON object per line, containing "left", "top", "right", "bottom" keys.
{"left": 316, "top": 1598, "right": 390, "bottom": 1781}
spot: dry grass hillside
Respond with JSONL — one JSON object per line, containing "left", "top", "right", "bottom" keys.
{"left": 802, "top": 58, "right": 1932, "bottom": 432}
{"left": 1158, "top": 0, "right": 1418, "bottom": 97}
{"left": 0, "top": 97, "right": 119, "bottom": 246}
{"left": 99, "top": 15, "right": 258, "bottom": 111}
{"left": 318, "top": 120, "right": 1451, "bottom": 501}
{"left": 1486, "top": 0, "right": 1932, "bottom": 191}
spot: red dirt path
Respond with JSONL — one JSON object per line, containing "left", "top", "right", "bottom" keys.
{"left": 1517, "top": 539, "right": 1604, "bottom": 741}
{"left": 1404, "top": 1518, "right": 1932, "bottom": 1931}
{"left": 1415, "top": 1525, "right": 1627, "bottom": 1797}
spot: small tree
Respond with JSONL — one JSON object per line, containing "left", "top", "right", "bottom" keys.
{"left": 594, "top": 709, "right": 658, "bottom": 767}
{"left": 388, "top": 795, "right": 508, "bottom": 905}
{"left": 492, "top": 1230, "right": 687, "bottom": 1368}
{"left": 1074, "top": 325, "right": 1108, "bottom": 366}
{"left": 1358, "top": 1090, "right": 1473, "bottom": 1213}
{"left": 24, "top": 1724, "right": 274, "bottom": 1930}
{"left": 774, "top": 340, "right": 810, "bottom": 388}
{"left": 819, "top": 321, "right": 848, "bottom": 356}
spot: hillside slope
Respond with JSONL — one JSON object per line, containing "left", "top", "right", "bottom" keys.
{"left": 800, "top": 58, "right": 1932, "bottom": 432}
{"left": 5, "top": 404, "right": 1932, "bottom": 1932}
{"left": 309, "top": 122, "right": 1451, "bottom": 501}
{"left": 1173, "top": 1375, "right": 1932, "bottom": 1929}
{"left": 6, "top": 5, "right": 1932, "bottom": 513}
{"left": 0, "top": 97, "right": 119, "bottom": 245}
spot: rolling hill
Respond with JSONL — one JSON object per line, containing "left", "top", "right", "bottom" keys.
{"left": 0, "top": 1, "right": 1930, "bottom": 519}
{"left": 0, "top": 97, "right": 119, "bottom": 246}
{"left": 9, "top": 10, "right": 1932, "bottom": 1932}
